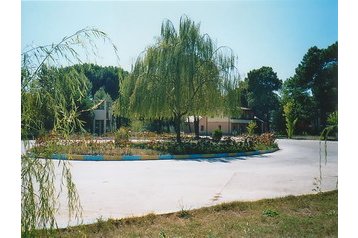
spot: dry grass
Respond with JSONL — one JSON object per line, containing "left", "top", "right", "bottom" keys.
{"left": 55, "top": 190, "right": 337, "bottom": 238}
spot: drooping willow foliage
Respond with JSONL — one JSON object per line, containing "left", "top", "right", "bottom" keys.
{"left": 21, "top": 27, "right": 118, "bottom": 236}
{"left": 119, "top": 16, "right": 240, "bottom": 142}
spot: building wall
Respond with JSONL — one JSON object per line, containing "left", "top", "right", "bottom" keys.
{"left": 184, "top": 108, "right": 256, "bottom": 135}
{"left": 199, "top": 117, "right": 231, "bottom": 134}
{"left": 93, "top": 100, "right": 114, "bottom": 135}
{"left": 197, "top": 117, "right": 253, "bottom": 135}
{"left": 93, "top": 110, "right": 106, "bottom": 120}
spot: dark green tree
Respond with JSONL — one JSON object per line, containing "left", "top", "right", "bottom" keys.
{"left": 280, "top": 76, "right": 316, "bottom": 134}
{"left": 294, "top": 42, "right": 338, "bottom": 130}
{"left": 238, "top": 80, "right": 249, "bottom": 108}
{"left": 72, "top": 63, "right": 129, "bottom": 101}
{"left": 245, "top": 66, "right": 282, "bottom": 131}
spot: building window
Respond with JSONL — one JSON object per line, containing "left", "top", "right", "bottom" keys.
{"left": 200, "top": 125, "right": 204, "bottom": 131}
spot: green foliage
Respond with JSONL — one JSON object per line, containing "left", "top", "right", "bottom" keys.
{"left": 247, "top": 121, "right": 257, "bottom": 135}
{"left": 177, "top": 208, "right": 192, "bottom": 219}
{"left": 212, "top": 129, "right": 223, "bottom": 142}
{"left": 114, "top": 127, "right": 131, "bottom": 147}
{"left": 246, "top": 66, "right": 282, "bottom": 130}
{"left": 132, "top": 139, "right": 253, "bottom": 155}
{"left": 72, "top": 63, "right": 128, "bottom": 100}
{"left": 132, "top": 133, "right": 276, "bottom": 155}
{"left": 94, "top": 87, "right": 112, "bottom": 102}
{"left": 287, "top": 42, "right": 338, "bottom": 132}
{"left": 21, "top": 27, "right": 118, "bottom": 236}
{"left": 283, "top": 101, "right": 298, "bottom": 138}
{"left": 120, "top": 16, "right": 239, "bottom": 142}
{"left": 130, "top": 119, "right": 146, "bottom": 132}
{"left": 320, "top": 111, "right": 338, "bottom": 140}
{"left": 327, "top": 111, "right": 338, "bottom": 126}
{"left": 22, "top": 66, "right": 92, "bottom": 138}
{"left": 159, "top": 230, "right": 167, "bottom": 238}
{"left": 280, "top": 76, "right": 316, "bottom": 134}
{"left": 270, "top": 104, "right": 286, "bottom": 134}
{"left": 262, "top": 209, "right": 279, "bottom": 217}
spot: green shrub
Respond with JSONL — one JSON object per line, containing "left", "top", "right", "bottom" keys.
{"left": 130, "top": 120, "right": 146, "bottom": 132}
{"left": 247, "top": 121, "right": 257, "bottom": 135}
{"left": 131, "top": 136, "right": 260, "bottom": 155}
{"left": 283, "top": 101, "right": 298, "bottom": 139}
{"left": 212, "top": 129, "right": 223, "bottom": 142}
{"left": 321, "top": 111, "right": 338, "bottom": 140}
{"left": 262, "top": 209, "right": 279, "bottom": 217}
{"left": 114, "top": 127, "right": 130, "bottom": 147}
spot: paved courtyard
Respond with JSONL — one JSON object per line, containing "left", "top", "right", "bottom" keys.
{"left": 55, "top": 139, "right": 338, "bottom": 227}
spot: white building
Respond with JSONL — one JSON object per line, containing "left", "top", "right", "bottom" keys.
{"left": 92, "top": 100, "right": 115, "bottom": 135}
{"left": 184, "top": 108, "right": 265, "bottom": 135}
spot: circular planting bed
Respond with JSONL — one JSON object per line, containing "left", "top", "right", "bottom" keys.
{"left": 30, "top": 133, "right": 279, "bottom": 162}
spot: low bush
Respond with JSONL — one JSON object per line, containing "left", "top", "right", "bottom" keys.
{"left": 131, "top": 134, "right": 276, "bottom": 155}
{"left": 31, "top": 133, "right": 278, "bottom": 157}
{"left": 247, "top": 121, "right": 257, "bottom": 135}
{"left": 114, "top": 127, "right": 130, "bottom": 147}
{"left": 255, "top": 133, "right": 277, "bottom": 147}
{"left": 212, "top": 129, "right": 223, "bottom": 142}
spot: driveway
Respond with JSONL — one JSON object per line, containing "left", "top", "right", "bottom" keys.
{"left": 55, "top": 139, "right": 338, "bottom": 227}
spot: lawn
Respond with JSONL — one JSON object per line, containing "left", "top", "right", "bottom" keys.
{"left": 56, "top": 190, "right": 337, "bottom": 237}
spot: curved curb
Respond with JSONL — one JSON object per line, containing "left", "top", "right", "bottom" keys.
{"left": 51, "top": 148, "right": 279, "bottom": 161}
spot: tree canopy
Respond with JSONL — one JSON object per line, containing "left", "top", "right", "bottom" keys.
{"left": 280, "top": 42, "right": 338, "bottom": 133}
{"left": 72, "top": 63, "right": 128, "bottom": 101}
{"left": 119, "top": 16, "right": 239, "bottom": 141}
{"left": 245, "top": 66, "right": 282, "bottom": 130}
{"left": 21, "top": 27, "right": 118, "bottom": 236}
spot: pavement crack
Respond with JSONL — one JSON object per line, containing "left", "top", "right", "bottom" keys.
{"left": 210, "top": 172, "right": 237, "bottom": 203}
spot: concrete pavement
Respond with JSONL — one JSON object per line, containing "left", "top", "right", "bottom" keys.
{"left": 55, "top": 139, "right": 338, "bottom": 227}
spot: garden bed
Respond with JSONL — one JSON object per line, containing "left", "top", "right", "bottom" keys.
{"left": 29, "top": 133, "right": 279, "bottom": 161}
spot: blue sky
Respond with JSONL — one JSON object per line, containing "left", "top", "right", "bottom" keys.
{"left": 21, "top": 0, "right": 337, "bottom": 80}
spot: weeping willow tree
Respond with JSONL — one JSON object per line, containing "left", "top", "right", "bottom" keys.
{"left": 120, "top": 16, "right": 239, "bottom": 142}
{"left": 21, "top": 27, "right": 118, "bottom": 236}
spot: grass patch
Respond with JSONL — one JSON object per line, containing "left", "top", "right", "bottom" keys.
{"left": 57, "top": 190, "right": 338, "bottom": 237}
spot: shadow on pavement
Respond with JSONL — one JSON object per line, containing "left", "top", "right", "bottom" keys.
{"left": 174, "top": 154, "right": 270, "bottom": 163}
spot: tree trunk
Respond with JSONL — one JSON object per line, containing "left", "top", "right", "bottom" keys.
{"left": 194, "top": 116, "right": 200, "bottom": 139}
{"left": 159, "top": 118, "right": 163, "bottom": 133}
{"left": 174, "top": 115, "right": 182, "bottom": 143}
{"left": 166, "top": 120, "right": 171, "bottom": 133}
{"left": 265, "top": 113, "right": 270, "bottom": 132}
{"left": 187, "top": 117, "right": 192, "bottom": 133}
